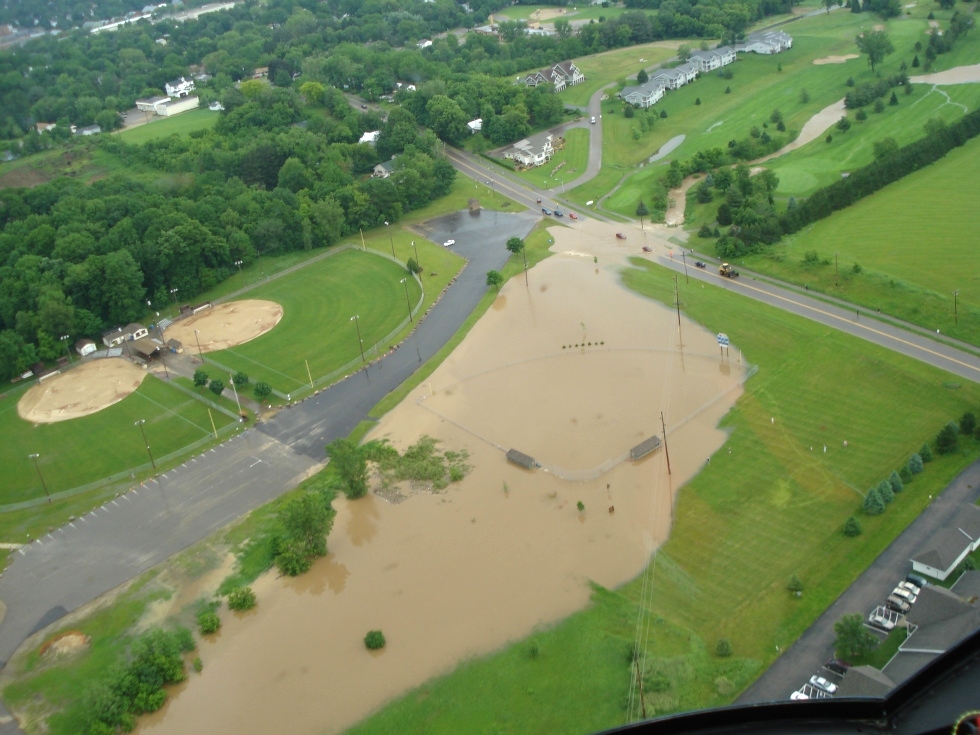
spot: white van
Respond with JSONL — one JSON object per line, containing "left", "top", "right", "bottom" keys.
{"left": 590, "top": 116, "right": 596, "bottom": 124}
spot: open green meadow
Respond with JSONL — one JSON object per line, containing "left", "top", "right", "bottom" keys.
{"left": 341, "top": 258, "right": 980, "bottom": 734}
{"left": 742, "top": 133, "right": 980, "bottom": 345}
{"left": 117, "top": 108, "right": 218, "bottom": 145}
{"left": 0, "top": 375, "right": 237, "bottom": 506}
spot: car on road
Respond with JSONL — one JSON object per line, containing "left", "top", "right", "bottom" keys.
{"left": 591, "top": 116, "right": 596, "bottom": 124}
{"left": 907, "top": 573, "right": 929, "bottom": 589}
{"left": 892, "top": 587, "right": 916, "bottom": 604}
{"left": 443, "top": 239, "right": 455, "bottom": 247}
{"left": 569, "top": 212, "right": 578, "bottom": 220}
{"left": 541, "top": 207, "right": 552, "bottom": 215}
{"left": 616, "top": 233, "right": 627, "bottom": 240}
{"left": 642, "top": 246, "right": 652, "bottom": 252}
{"left": 554, "top": 210, "right": 563, "bottom": 217}
{"left": 361, "top": 103, "right": 368, "bottom": 109}
{"left": 898, "top": 580, "right": 921, "bottom": 595}
{"left": 887, "top": 594, "right": 911, "bottom": 614}
{"left": 694, "top": 260, "right": 707, "bottom": 268}
{"left": 824, "top": 658, "right": 851, "bottom": 676}
{"left": 809, "top": 675, "right": 838, "bottom": 695}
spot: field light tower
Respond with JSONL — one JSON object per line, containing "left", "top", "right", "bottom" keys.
{"left": 234, "top": 259, "right": 245, "bottom": 289}
{"left": 134, "top": 419, "right": 155, "bottom": 469}
{"left": 384, "top": 221, "right": 395, "bottom": 259}
{"left": 400, "top": 278, "right": 413, "bottom": 322}
{"left": 350, "top": 315, "right": 366, "bottom": 364}
{"left": 28, "top": 453, "right": 51, "bottom": 504}
{"left": 169, "top": 287, "right": 179, "bottom": 318}
{"left": 60, "top": 334, "right": 73, "bottom": 363}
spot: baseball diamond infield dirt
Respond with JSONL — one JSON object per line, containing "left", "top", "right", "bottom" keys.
{"left": 17, "top": 359, "right": 148, "bottom": 424}
{"left": 165, "top": 300, "right": 284, "bottom": 353}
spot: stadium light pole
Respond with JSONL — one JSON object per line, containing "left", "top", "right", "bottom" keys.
{"left": 400, "top": 278, "right": 413, "bottom": 322}
{"left": 350, "top": 315, "right": 366, "bottom": 364}
{"left": 384, "top": 221, "right": 395, "bottom": 259}
{"left": 169, "top": 287, "right": 179, "bottom": 318}
{"left": 229, "top": 372, "right": 242, "bottom": 416}
{"left": 193, "top": 329, "right": 204, "bottom": 364}
{"left": 953, "top": 289, "right": 959, "bottom": 325}
{"left": 60, "top": 334, "right": 73, "bottom": 363}
{"left": 134, "top": 419, "right": 155, "bottom": 469}
{"left": 28, "top": 453, "right": 51, "bottom": 503}
{"left": 411, "top": 240, "right": 421, "bottom": 277}
{"left": 234, "top": 259, "right": 245, "bottom": 290}
{"left": 486, "top": 179, "right": 496, "bottom": 202}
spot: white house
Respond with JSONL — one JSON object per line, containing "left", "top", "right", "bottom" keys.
{"left": 74, "top": 124, "right": 101, "bottom": 136}
{"left": 619, "top": 80, "right": 666, "bottom": 108}
{"left": 136, "top": 95, "right": 171, "bottom": 113}
{"left": 467, "top": 118, "right": 483, "bottom": 134}
{"left": 506, "top": 136, "right": 554, "bottom": 168}
{"left": 652, "top": 62, "right": 697, "bottom": 90}
{"left": 739, "top": 30, "right": 793, "bottom": 55}
{"left": 74, "top": 339, "right": 97, "bottom": 357}
{"left": 688, "top": 46, "right": 737, "bottom": 72}
{"left": 372, "top": 160, "right": 395, "bottom": 178}
{"left": 911, "top": 505, "right": 980, "bottom": 581}
{"left": 164, "top": 76, "right": 195, "bottom": 97}
{"left": 102, "top": 323, "right": 148, "bottom": 347}
{"left": 522, "top": 60, "right": 586, "bottom": 93}
{"left": 358, "top": 130, "right": 380, "bottom": 145}
{"left": 209, "top": 101, "right": 224, "bottom": 111}
{"left": 158, "top": 96, "right": 199, "bottom": 116}
{"left": 417, "top": 39, "right": 432, "bottom": 49}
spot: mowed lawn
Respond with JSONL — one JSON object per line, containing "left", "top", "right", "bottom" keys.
{"left": 511, "top": 127, "right": 590, "bottom": 189}
{"left": 1, "top": 375, "right": 236, "bottom": 505}
{"left": 206, "top": 249, "right": 426, "bottom": 393}
{"left": 744, "top": 134, "right": 980, "bottom": 344}
{"left": 342, "top": 260, "right": 980, "bottom": 735}
{"left": 116, "top": 108, "right": 217, "bottom": 144}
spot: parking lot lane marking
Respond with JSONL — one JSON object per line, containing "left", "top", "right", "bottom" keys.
{"left": 17, "top": 549, "right": 24, "bottom": 556}
{"left": 69, "top": 523, "right": 76, "bottom": 529}
{"left": 111, "top": 500, "right": 119, "bottom": 507}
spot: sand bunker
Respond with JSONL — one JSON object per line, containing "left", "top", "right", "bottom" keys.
{"left": 18, "top": 359, "right": 147, "bottom": 423}
{"left": 165, "top": 300, "right": 283, "bottom": 353}
{"left": 911, "top": 63, "right": 980, "bottom": 85}
{"left": 813, "top": 54, "right": 859, "bottom": 65}
{"left": 137, "top": 220, "right": 746, "bottom": 735}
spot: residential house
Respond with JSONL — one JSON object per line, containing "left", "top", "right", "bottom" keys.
{"left": 911, "top": 505, "right": 980, "bottom": 581}
{"left": 688, "top": 46, "right": 737, "bottom": 72}
{"left": 652, "top": 62, "right": 698, "bottom": 90}
{"left": 619, "top": 80, "right": 666, "bottom": 108}
{"left": 372, "top": 160, "right": 395, "bottom": 178}
{"left": 473, "top": 24, "right": 500, "bottom": 38}
{"left": 467, "top": 118, "right": 483, "bottom": 134}
{"left": 209, "top": 101, "right": 224, "bottom": 111}
{"left": 252, "top": 66, "right": 269, "bottom": 79}
{"left": 522, "top": 60, "right": 586, "bottom": 93}
{"left": 158, "top": 96, "right": 199, "bottom": 116}
{"left": 358, "top": 130, "right": 380, "bottom": 145}
{"left": 35, "top": 122, "right": 56, "bottom": 133}
{"left": 124, "top": 323, "right": 149, "bottom": 340}
{"left": 417, "top": 39, "right": 432, "bottom": 49}
{"left": 136, "top": 95, "right": 171, "bottom": 113}
{"left": 506, "top": 136, "right": 553, "bottom": 168}
{"left": 835, "top": 665, "right": 896, "bottom": 698}
{"left": 74, "top": 339, "right": 97, "bottom": 357}
{"left": 164, "top": 76, "right": 194, "bottom": 97}
{"left": 739, "top": 30, "right": 793, "bottom": 55}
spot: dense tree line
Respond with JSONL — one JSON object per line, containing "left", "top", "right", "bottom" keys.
{"left": 0, "top": 84, "right": 455, "bottom": 380}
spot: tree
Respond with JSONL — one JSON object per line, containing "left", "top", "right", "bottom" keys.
{"left": 233, "top": 372, "right": 249, "bottom": 387}
{"left": 506, "top": 237, "right": 524, "bottom": 255}
{"left": 889, "top": 470, "right": 904, "bottom": 493}
{"left": 278, "top": 491, "right": 333, "bottom": 562}
{"left": 835, "top": 613, "right": 878, "bottom": 659}
{"left": 960, "top": 412, "right": 977, "bottom": 437}
{"left": 636, "top": 200, "right": 650, "bottom": 228}
{"left": 920, "top": 443, "right": 934, "bottom": 462}
{"left": 936, "top": 422, "right": 959, "bottom": 454}
{"left": 836, "top": 116, "right": 852, "bottom": 133}
{"left": 254, "top": 381, "right": 272, "bottom": 400}
{"left": 637, "top": 69, "right": 649, "bottom": 84}
{"left": 908, "top": 453, "right": 924, "bottom": 474}
{"left": 209, "top": 378, "right": 225, "bottom": 396}
{"left": 326, "top": 438, "right": 369, "bottom": 499}
{"left": 912, "top": 54, "right": 920, "bottom": 68}
{"left": 877, "top": 479, "right": 894, "bottom": 504}
{"left": 787, "top": 574, "right": 803, "bottom": 594}
{"left": 899, "top": 465, "right": 913, "bottom": 484}
{"left": 426, "top": 95, "right": 467, "bottom": 145}
{"left": 863, "top": 486, "right": 885, "bottom": 515}
{"left": 715, "top": 638, "right": 732, "bottom": 657}
{"left": 486, "top": 270, "right": 504, "bottom": 289}
{"left": 407, "top": 257, "right": 421, "bottom": 275}
{"left": 936, "top": 0, "right": 954, "bottom": 8}
{"left": 197, "top": 608, "right": 221, "bottom": 635}
{"left": 889, "top": 91, "right": 898, "bottom": 106}
{"left": 193, "top": 369, "right": 209, "bottom": 387}
{"left": 856, "top": 30, "right": 894, "bottom": 72}
{"left": 874, "top": 98, "right": 886, "bottom": 113}
{"left": 873, "top": 137, "right": 899, "bottom": 159}
{"left": 800, "top": 88, "right": 810, "bottom": 103}
{"left": 843, "top": 516, "right": 863, "bottom": 536}
{"left": 227, "top": 586, "right": 256, "bottom": 611}
{"left": 364, "top": 630, "right": 386, "bottom": 650}
{"left": 855, "top": 108, "right": 868, "bottom": 122}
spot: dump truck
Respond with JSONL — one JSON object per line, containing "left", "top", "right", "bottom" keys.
{"left": 719, "top": 262, "right": 739, "bottom": 278}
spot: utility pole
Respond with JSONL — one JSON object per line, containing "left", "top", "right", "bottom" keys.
{"left": 234, "top": 259, "right": 245, "bottom": 289}
{"left": 351, "top": 315, "right": 366, "bottom": 364}
{"left": 634, "top": 656, "right": 647, "bottom": 721}
{"left": 673, "top": 275, "right": 681, "bottom": 328}
{"left": 134, "top": 419, "right": 155, "bottom": 469}
{"left": 29, "top": 453, "right": 51, "bottom": 503}
{"left": 953, "top": 289, "right": 959, "bottom": 324}
{"left": 660, "top": 412, "right": 671, "bottom": 476}
{"left": 522, "top": 243, "right": 529, "bottom": 288}
{"left": 682, "top": 252, "right": 689, "bottom": 284}
{"left": 835, "top": 252, "right": 839, "bottom": 286}
{"left": 412, "top": 240, "right": 421, "bottom": 277}
{"left": 400, "top": 278, "right": 413, "bottom": 322}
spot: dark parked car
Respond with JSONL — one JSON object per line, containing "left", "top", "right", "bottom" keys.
{"left": 616, "top": 232, "right": 627, "bottom": 240}
{"left": 907, "top": 573, "right": 928, "bottom": 589}
{"left": 642, "top": 246, "right": 652, "bottom": 252}
{"left": 886, "top": 594, "right": 911, "bottom": 614}
{"left": 824, "top": 658, "right": 852, "bottom": 676}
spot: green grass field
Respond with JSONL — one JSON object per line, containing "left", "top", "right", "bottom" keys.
{"left": 741, "top": 133, "right": 980, "bottom": 345}
{"left": 0, "top": 374, "right": 237, "bottom": 505}
{"left": 340, "top": 258, "right": 980, "bottom": 734}
{"left": 116, "top": 108, "right": 218, "bottom": 144}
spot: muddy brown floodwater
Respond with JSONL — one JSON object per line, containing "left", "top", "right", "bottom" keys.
{"left": 138, "top": 219, "right": 747, "bottom": 735}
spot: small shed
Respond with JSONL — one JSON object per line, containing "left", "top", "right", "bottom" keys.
{"left": 630, "top": 435, "right": 662, "bottom": 461}
{"left": 506, "top": 449, "right": 537, "bottom": 470}
{"left": 75, "top": 339, "right": 96, "bottom": 357}
{"left": 131, "top": 338, "right": 161, "bottom": 360}
{"left": 468, "top": 198, "right": 481, "bottom": 212}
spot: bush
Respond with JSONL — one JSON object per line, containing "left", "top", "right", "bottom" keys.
{"left": 787, "top": 574, "right": 803, "bottom": 594}
{"left": 364, "top": 630, "right": 386, "bottom": 650}
{"left": 208, "top": 378, "right": 225, "bottom": 396}
{"left": 233, "top": 371, "right": 249, "bottom": 386}
{"left": 577, "top": 501, "right": 585, "bottom": 512}
{"left": 936, "top": 422, "right": 959, "bottom": 454}
{"left": 197, "top": 609, "right": 221, "bottom": 635}
{"left": 227, "top": 586, "right": 256, "bottom": 611}
{"left": 960, "top": 412, "right": 977, "bottom": 437}
{"left": 899, "top": 465, "right": 913, "bottom": 484}
{"left": 920, "top": 443, "right": 934, "bottom": 462}
{"left": 193, "top": 369, "right": 209, "bottom": 387}
{"left": 192, "top": 657, "right": 203, "bottom": 673}
{"left": 648, "top": 671, "right": 672, "bottom": 692}
{"left": 698, "top": 224, "right": 713, "bottom": 238}
{"left": 843, "top": 516, "right": 863, "bottom": 536}
{"left": 863, "top": 487, "right": 885, "bottom": 515}
{"left": 889, "top": 470, "right": 904, "bottom": 493}
{"left": 908, "top": 453, "right": 924, "bottom": 474}
{"left": 877, "top": 479, "right": 894, "bottom": 504}
{"left": 274, "top": 540, "right": 312, "bottom": 576}
{"left": 254, "top": 381, "right": 272, "bottom": 400}
{"left": 715, "top": 638, "right": 732, "bottom": 657}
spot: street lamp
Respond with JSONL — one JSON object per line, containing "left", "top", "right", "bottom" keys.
{"left": 234, "top": 259, "right": 245, "bottom": 289}
{"left": 953, "top": 289, "right": 959, "bottom": 324}
{"left": 411, "top": 240, "right": 421, "bottom": 278}
{"left": 193, "top": 329, "right": 204, "bottom": 364}
{"left": 350, "top": 315, "right": 366, "bottom": 364}
{"left": 169, "top": 287, "right": 179, "bottom": 318}
{"left": 486, "top": 179, "right": 496, "bottom": 202}
{"left": 28, "top": 453, "right": 51, "bottom": 504}
{"left": 134, "top": 419, "right": 155, "bottom": 469}
{"left": 400, "top": 278, "right": 413, "bottom": 322}
{"left": 60, "top": 334, "right": 73, "bottom": 363}
{"left": 384, "top": 221, "right": 395, "bottom": 259}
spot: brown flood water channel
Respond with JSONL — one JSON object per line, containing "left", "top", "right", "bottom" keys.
{"left": 138, "top": 221, "right": 747, "bottom": 735}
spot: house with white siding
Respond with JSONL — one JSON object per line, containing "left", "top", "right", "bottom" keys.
{"left": 619, "top": 80, "right": 666, "bottom": 108}
{"left": 688, "top": 46, "right": 737, "bottom": 72}
{"left": 522, "top": 60, "right": 585, "bottom": 93}
{"left": 738, "top": 30, "right": 793, "bottom": 55}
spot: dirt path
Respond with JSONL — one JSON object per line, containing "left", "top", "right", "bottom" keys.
{"left": 665, "top": 175, "right": 701, "bottom": 226}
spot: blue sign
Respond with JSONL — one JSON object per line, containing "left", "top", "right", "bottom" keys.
{"left": 717, "top": 333, "right": 730, "bottom": 347}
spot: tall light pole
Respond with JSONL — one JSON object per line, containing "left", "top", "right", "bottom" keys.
{"left": 384, "top": 220, "right": 395, "bottom": 259}
{"left": 229, "top": 373, "right": 242, "bottom": 416}
{"left": 411, "top": 240, "right": 421, "bottom": 278}
{"left": 169, "top": 287, "right": 179, "bottom": 318}
{"left": 521, "top": 242, "right": 529, "bottom": 288}
{"left": 400, "top": 278, "right": 413, "bottom": 322}
{"left": 234, "top": 259, "right": 245, "bottom": 289}
{"left": 60, "top": 334, "right": 73, "bottom": 363}
{"left": 193, "top": 329, "right": 204, "bottom": 364}
{"left": 486, "top": 179, "right": 496, "bottom": 202}
{"left": 350, "top": 315, "right": 366, "bottom": 364}
{"left": 134, "top": 419, "right": 155, "bottom": 469}
{"left": 953, "top": 289, "right": 959, "bottom": 325}
{"left": 28, "top": 453, "right": 51, "bottom": 503}
{"left": 682, "top": 252, "right": 689, "bottom": 284}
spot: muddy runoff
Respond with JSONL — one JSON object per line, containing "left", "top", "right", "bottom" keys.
{"left": 138, "top": 220, "right": 746, "bottom": 735}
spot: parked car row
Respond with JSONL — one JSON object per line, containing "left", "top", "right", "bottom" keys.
{"left": 869, "top": 575, "right": 925, "bottom": 629}
{"left": 790, "top": 677, "right": 834, "bottom": 700}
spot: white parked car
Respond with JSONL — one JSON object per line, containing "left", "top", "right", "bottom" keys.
{"left": 790, "top": 690, "right": 809, "bottom": 700}
{"left": 443, "top": 239, "right": 455, "bottom": 247}
{"left": 898, "top": 581, "right": 921, "bottom": 596}
{"left": 868, "top": 612, "right": 896, "bottom": 631}
{"left": 809, "top": 675, "right": 838, "bottom": 695}
{"left": 892, "top": 587, "right": 917, "bottom": 604}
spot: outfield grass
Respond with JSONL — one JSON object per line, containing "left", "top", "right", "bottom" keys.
{"left": 0, "top": 375, "right": 237, "bottom": 506}
{"left": 116, "top": 108, "right": 217, "bottom": 144}
{"left": 511, "top": 127, "right": 590, "bottom": 188}
{"left": 341, "top": 259, "right": 980, "bottom": 734}
{"left": 742, "top": 133, "right": 980, "bottom": 345}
